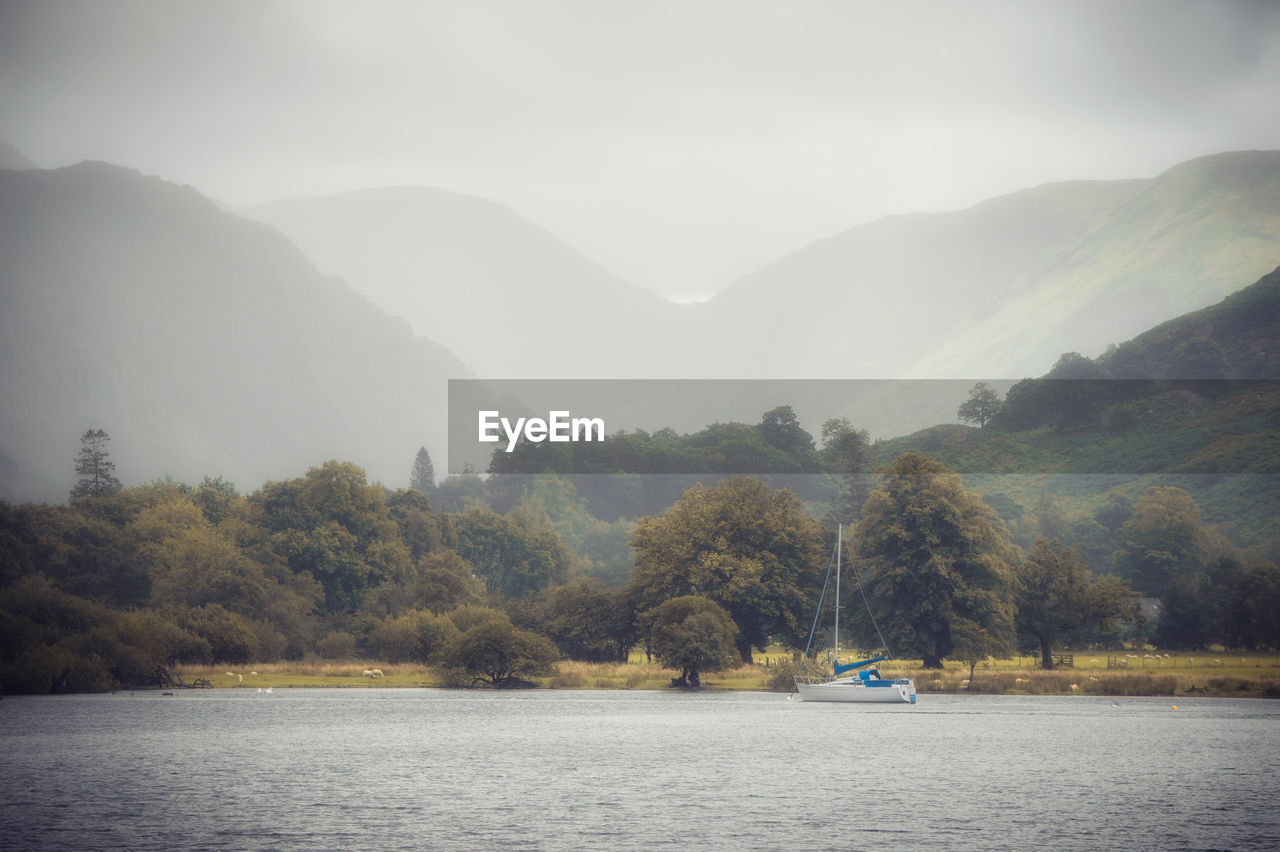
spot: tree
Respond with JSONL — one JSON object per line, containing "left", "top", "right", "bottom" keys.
{"left": 756, "top": 405, "right": 815, "bottom": 457}
{"left": 957, "top": 383, "right": 1004, "bottom": 428}
{"left": 819, "top": 417, "right": 870, "bottom": 473}
{"left": 1153, "top": 572, "right": 1217, "bottom": 649}
{"left": 1233, "top": 562, "right": 1280, "bottom": 650}
{"left": 852, "top": 453, "right": 1018, "bottom": 669}
{"left": 366, "top": 608, "right": 459, "bottom": 663}
{"left": 250, "top": 461, "right": 412, "bottom": 613}
{"left": 1111, "top": 487, "right": 1208, "bottom": 598}
{"left": 540, "top": 577, "right": 635, "bottom": 662}
{"left": 70, "top": 429, "right": 122, "bottom": 499}
{"left": 1015, "top": 538, "right": 1139, "bottom": 668}
{"left": 386, "top": 488, "right": 448, "bottom": 563}
{"left": 646, "top": 595, "right": 739, "bottom": 688}
{"left": 409, "top": 447, "right": 435, "bottom": 494}
{"left": 950, "top": 617, "right": 1012, "bottom": 688}
{"left": 440, "top": 608, "right": 558, "bottom": 687}
{"left": 452, "top": 506, "right": 575, "bottom": 598}
{"left": 628, "top": 475, "right": 827, "bottom": 662}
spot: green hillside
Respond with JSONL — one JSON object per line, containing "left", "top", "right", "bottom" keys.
{"left": 868, "top": 265, "right": 1280, "bottom": 562}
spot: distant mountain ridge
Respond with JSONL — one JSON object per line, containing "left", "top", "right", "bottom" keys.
{"left": 245, "top": 187, "right": 689, "bottom": 379}
{"left": 0, "top": 161, "right": 469, "bottom": 503}
{"left": 700, "top": 177, "right": 1151, "bottom": 378}
{"left": 245, "top": 150, "right": 1280, "bottom": 382}
{"left": 899, "top": 151, "right": 1280, "bottom": 378}
{"left": 4, "top": 146, "right": 1279, "bottom": 503}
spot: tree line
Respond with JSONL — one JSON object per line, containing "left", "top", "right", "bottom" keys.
{"left": 2, "top": 429, "right": 1277, "bottom": 694}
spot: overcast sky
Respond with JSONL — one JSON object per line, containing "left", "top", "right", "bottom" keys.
{"left": 3, "top": 0, "right": 1279, "bottom": 301}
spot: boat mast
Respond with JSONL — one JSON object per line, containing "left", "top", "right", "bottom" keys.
{"left": 833, "top": 523, "right": 841, "bottom": 666}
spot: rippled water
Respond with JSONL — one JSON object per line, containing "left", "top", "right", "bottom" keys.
{"left": 2, "top": 689, "right": 1278, "bottom": 850}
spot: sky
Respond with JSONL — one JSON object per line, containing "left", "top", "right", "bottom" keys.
{"left": 3, "top": 0, "right": 1280, "bottom": 302}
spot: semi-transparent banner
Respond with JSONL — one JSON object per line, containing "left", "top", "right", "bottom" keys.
{"left": 447, "top": 379, "right": 1277, "bottom": 475}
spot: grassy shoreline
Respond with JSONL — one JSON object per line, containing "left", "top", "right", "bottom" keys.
{"left": 171, "top": 651, "right": 1280, "bottom": 698}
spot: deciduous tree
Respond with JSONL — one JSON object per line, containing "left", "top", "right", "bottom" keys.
{"left": 250, "top": 461, "right": 412, "bottom": 613}
{"left": 628, "top": 475, "right": 826, "bottom": 662}
{"left": 1015, "top": 538, "right": 1139, "bottom": 668}
{"left": 1111, "top": 486, "right": 1208, "bottom": 597}
{"left": 957, "top": 382, "right": 1004, "bottom": 428}
{"left": 852, "top": 453, "right": 1018, "bottom": 669}
{"left": 646, "top": 595, "right": 739, "bottom": 688}
{"left": 440, "top": 608, "right": 558, "bottom": 687}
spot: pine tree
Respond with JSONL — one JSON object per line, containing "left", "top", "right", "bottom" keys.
{"left": 71, "top": 428, "right": 122, "bottom": 499}
{"left": 410, "top": 446, "right": 435, "bottom": 493}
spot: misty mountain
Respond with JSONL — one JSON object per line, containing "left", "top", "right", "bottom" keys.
{"left": 0, "top": 162, "right": 469, "bottom": 503}
{"left": 702, "top": 177, "right": 1150, "bottom": 378}
{"left": 245, "top": 150, "right": 1280, "bottom": 387}
{"left": 708, "top": 150, "right": 1280, "bottom": 380}
{"left": 0, "top": 140, "right": 35, "bottom": 171}
{"left": 900, "top": 151, "right": 1280, "bottom": 378}
{"left": 244, "top": 188, "right": 688, "bottom": 379}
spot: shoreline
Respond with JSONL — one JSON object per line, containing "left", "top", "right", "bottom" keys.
{"left": 162, "top": 657, "right": 1280, "bottom": 699}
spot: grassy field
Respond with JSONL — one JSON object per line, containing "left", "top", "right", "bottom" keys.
{"left": 172, "top": 650, "right": 1280, "bottom": 697}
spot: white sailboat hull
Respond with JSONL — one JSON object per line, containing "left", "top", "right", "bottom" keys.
{"left": 794, "top": 676, "right": 917, "bottom": 704}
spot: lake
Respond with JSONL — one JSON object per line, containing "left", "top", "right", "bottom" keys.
{"left": 2, "top": 689, "right": 1277, "bottom": 850}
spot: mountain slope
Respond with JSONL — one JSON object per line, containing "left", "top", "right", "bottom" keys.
{"left": 0, "top": 140, "right": 35, "bottom": 170}
{"left": 244, "top": 188, "right": 688, "bottom": 378}
{"left": 0, "top": 162, "right": 469, "bottom": 502}
{"left": 901, "top": 151, "right": 1280, "bottom": 378}
{"left": 698, "top": 178, "right": 1149, "bottom": 378}
{"left": 701, "top": 150, "right": 1280, "bottom": 381}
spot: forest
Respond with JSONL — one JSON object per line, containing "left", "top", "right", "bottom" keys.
{"left": 2, "top": 414, "right": 1276, "bottom": 694}
{"left": 4, "top": 272, "right": 1278, "bottom": 694}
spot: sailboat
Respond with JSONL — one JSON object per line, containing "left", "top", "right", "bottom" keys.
{"left": 794, "top": 524, "right": 917, "bottom": 704}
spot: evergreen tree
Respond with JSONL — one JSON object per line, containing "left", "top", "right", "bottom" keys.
{"left": 410, "top": 447, "right": 435, "bottom": 493}
{"left": 70, "top": 429, "right": 122, "bottom": 499}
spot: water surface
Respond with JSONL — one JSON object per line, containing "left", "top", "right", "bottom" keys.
{"left": 2, "top": 689, "right": 1277, "bottom": 850}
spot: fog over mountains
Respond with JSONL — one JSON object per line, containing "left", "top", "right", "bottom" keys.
{"left": 247, "top": 150, "right": 1280, "bottom": 380}
{"left": 245, "top": 188, "right": 687, "bottom": 379}
{"left": 2, "top": 145, "right": 1279, "bottom": 501}
{"left": 0, "top": 160, "right": 467, "bottom": 502}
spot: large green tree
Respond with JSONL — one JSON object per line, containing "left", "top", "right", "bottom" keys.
{"left": 628, "top": 475, "right": 827, "bottom": 662}
{"left": 852, "top": 453, "right": 1018, "bottom": 669}
{"left": 539, "top": 577, "right": 635, "bottom": 662}
{"left": 1015, "top": 538, "right": 1140, "bottom": 668}
{"left": 647, "top": 595, "right": 739, "bottom": 688}
{"left": 451, "top": 505, "right": 575, "bottom": 598}
{"left": 250, "top": 461, "right": 412, "bottom": 613}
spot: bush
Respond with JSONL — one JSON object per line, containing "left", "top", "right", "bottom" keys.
{"left": 439, "top": 610, "right": 558, "bottom": 687}
{"left": 316, "top": 630, "right": 356, "bottom": 660}
{"left": 765, "top": 659, "right": 827, "bottom": 692}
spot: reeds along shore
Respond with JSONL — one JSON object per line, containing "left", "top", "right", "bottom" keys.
{"left": 173, "top": 654, "right": 1280, "bottom": 697}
